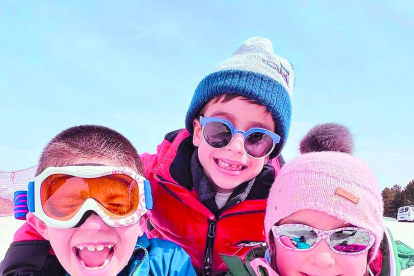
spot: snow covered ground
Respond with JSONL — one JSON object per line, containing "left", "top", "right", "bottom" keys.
{"left": 383, "top": 220, "right": 414, "bottom": 275}
{"left": 0, "top": 216, "right": 413, "bottom": 275}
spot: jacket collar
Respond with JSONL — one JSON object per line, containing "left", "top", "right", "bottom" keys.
{"left": 190, "top": 149, "right": 266, "bottom": 214}
{"left": 121, "top": 234, "right": 150, "bottom": 276}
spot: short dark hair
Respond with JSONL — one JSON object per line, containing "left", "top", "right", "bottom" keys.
{"left": 37, "top": 125, "right": 145, "bottom": 177}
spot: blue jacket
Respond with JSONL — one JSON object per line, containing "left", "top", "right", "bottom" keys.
{"left": 0, "top": 234, "right": 196, "bottom": 276}
{"left": 115, "top": 234, "right": 196, "bottom": 276}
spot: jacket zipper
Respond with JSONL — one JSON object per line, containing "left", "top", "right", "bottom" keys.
{"left": 131, "top": 247, "right": 148, "bottom": 276}
{"left": 156, "top": 174, "right": 265, "bottom": 275}
{"left": 156, "top": 173, "right": 217, "bottom": 275}
{"left": 203, "top": 220, "right": 216, "bottom": 276}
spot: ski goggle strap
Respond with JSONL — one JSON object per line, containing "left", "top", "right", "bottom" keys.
{"left": 14, "top": 190, "right": 29, "bottom": 220}
{"left": 272, "top": 224, "right": 375, "bottom": 255}
{"left": 14, "top": 166, "right": 153, "bottom": 229}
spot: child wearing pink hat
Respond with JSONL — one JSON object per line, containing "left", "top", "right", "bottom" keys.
{"left": 222, "top": 123, "right": 414, "bottom": 276}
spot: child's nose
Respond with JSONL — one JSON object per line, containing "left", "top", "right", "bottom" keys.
{"left": 308, "top": 242, "right": 336, "bottom": 268}
{"left": 79, "top": 214, "right": 109, "bottom": 232}
{"left": 227, "top": 133, "right": 244, "bottom": 154}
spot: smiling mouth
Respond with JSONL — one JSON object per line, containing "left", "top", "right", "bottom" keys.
{"left": 214, "top": 158, "right": 246, "bottom": 171}
{"left": 74, "top": 243, "right": 115, "bottom": 270}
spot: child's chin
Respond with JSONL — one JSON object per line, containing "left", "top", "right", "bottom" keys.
{"left": 211, "top": 173, "right": 244, "bottom": 190}
{"left": 214, "top": 181, "right": 241, "bottom": 193}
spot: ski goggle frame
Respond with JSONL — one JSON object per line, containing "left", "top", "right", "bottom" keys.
{"left": 200, "top": 116, "right": 280, "bottom": 158}
{"left": 272, "top": 224, "right": 375, "bottom": 255}
{"left": 17, "top": 166, "right": 153, "bottom": 229}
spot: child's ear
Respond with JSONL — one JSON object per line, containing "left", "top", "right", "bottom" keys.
{"left": 26, "top": 213, "right": 50, "bottom": 240}
{"left": 192, "top": 118, "right": 202, "bottom": 147}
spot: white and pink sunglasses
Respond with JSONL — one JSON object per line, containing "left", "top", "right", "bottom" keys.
{"left": 272, "top": 224, "right": 375, "bottom": 255}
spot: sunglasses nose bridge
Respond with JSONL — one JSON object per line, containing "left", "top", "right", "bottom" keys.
{"left": 308, "top": 234, "right": 336, "bottom": 263}
{"left": 235, "top": 129, "right": 247, "bottom": 139}
{"left": 233, "top": 129, "right": 246, "bottom": 136}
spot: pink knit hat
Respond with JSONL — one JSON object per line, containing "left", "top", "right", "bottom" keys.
{"left": 264, "top": 123, "right": 384, "bottom": 258}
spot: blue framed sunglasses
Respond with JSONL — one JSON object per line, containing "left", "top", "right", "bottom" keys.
{"left": 200, "top": 116, "right": 280, "bottom": 158}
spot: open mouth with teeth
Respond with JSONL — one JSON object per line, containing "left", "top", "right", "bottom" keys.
{"left": 74, "top": 243, "right": 115, "bottom": 270}
{"left": 215, "top": 158, "right": 246, "bottom": 171}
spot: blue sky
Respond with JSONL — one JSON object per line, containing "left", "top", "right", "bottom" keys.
{"left": 0, "top": 1, "right": 413, "bottom": 190}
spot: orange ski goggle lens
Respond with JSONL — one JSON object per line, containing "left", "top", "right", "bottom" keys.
{"left": 40, "top": 174, "right": 139, "bottom": 221}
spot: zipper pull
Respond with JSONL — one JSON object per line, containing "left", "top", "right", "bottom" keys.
{"left": 208, "top": 222, "right": 216, "bottom": 238}
{"left": 203, "top": 221, "right": 216, "bottom": 276}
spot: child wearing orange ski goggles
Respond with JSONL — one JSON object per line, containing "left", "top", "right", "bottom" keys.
{"left": 15, "top": 166, "right": 153, "bottom": 229}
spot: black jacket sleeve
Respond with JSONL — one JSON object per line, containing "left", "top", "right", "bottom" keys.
{"left": 0, "top": 241, "right": 65, "bottom": 276}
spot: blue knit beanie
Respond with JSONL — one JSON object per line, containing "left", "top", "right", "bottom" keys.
{"left": 185, "top": 37, "right": 294, "bottom": 158}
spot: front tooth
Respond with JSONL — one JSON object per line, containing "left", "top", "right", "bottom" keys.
{"left": 219, "top": 160, "right": 229, "bottom": 168}
{"left": 96, "top": 245, "right": 104, "bottom": 251}
{"left": 87, "top": 245, "right": 96, "bottom": 251}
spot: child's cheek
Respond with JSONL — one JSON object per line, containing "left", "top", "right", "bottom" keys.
{"left": 47, "top": 227, "right": 77, "bottom": 272}
{"left": 114, "top": 224, "right": 143, "bottom": 267}
{"left": 275, "top": 246, "right": 304, "bottom": 274}
{"left": 339, "top": 253, "right": 369, "bottom": 275}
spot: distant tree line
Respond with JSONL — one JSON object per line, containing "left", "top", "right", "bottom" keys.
{"left": 382, "top": 180, "right": 414, "bottom": 218}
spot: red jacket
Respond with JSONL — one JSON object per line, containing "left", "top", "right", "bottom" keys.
{"left": 141, "top": 129, "right": 282, "bottom": 275}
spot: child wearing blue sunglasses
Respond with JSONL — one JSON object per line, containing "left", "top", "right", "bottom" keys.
{"left": 144, "top": 36, "right": 294, "bottom": 275}
{"left": 3, "top": 37, "right": 294, "bottom": 276}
